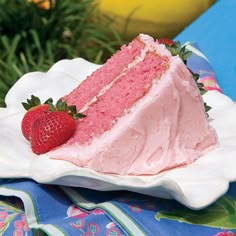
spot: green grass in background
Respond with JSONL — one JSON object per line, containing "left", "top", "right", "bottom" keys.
{"left": 0, "top": 0, "right": 125, "bottom": 107}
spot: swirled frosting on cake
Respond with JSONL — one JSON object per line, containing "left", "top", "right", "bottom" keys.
{"left": 48, "top": 34, "right": 218, "bottom": 175}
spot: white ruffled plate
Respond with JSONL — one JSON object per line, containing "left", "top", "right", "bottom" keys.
{"left": 0, "top": 58, "right": 236, "bottom": 210}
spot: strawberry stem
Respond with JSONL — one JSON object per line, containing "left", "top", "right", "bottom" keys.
{"left": 22, "top": 95, "right": 53, "bottom": 110}
{"left": 22, "top": 95, "right": 86, "bottom": 120}
{"left": 164, "top": 40, "right": 211, "bottom": 115}
{"left": 48, "top": 98, "right": 85, "bottom": 120}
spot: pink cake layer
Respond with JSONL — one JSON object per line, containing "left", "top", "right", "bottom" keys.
{"left": 48, "top": 34, "right": 218, "bottom": 175}
{"left": 64, "top": 37, "right": 145, "bottom": 111}
{"left": 69, "top": 52, "right": 169, "bottom": 144}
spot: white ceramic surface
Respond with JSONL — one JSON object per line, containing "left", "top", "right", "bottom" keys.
{"left": 0, "top": 58, "right": 236, "bottom": 210}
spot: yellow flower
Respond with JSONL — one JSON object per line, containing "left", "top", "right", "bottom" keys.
{"left": 28, "top": 0, "right": 55, "bottom": 10}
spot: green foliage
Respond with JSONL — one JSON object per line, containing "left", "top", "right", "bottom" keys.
{"left": 0, "top": 0, "right": 124, "bottom": 107}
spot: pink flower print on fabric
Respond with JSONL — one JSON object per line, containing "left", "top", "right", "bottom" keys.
{"left": 13, "top": 216, "right": 30, "bottom": 236}
{"left": 0, "top": 211, "right": 8, "bottom": 220}
{"left": 0, "top": 221, "right": 5, "bottom": 231}
{"left": 21, "top": 214, "right": 30, "bottom": 231}
{"left": 129, "top": 204, "right": 142, "bottom": 213}
{"left": 67, "top": 204, "right": 122, "bottom": 235}
{"left": 71, "top": 221, "right": 101, "bottom": 235}
{"left": 215, "top": 229, "right": 236, "bottom": 236}
{"left": 87, "top": 222, "right": 100, "bottom": 234}
{"left": 106, "top": 222, "right": 122, "bottom": 236}
{"left": 106, "top": 222, "right": 116, "bottom": 229}
{"left": 70, "top": 219, "right": 85, "bottom": 229}
{"left": 14, "top": 220, "right": 25, "bottom": 229}
{"left": 92, "top": 209, "right": 104, "bottom": 215}
{"left": 198, "top": 76, "right": 223, "bottom": 93}
{"left": 67, "top": 204, "right": 105, "bottom": 218}
{"left": 13, "top": 228, "right": 23, "bottom": 236}
{"left": 67, "top": 205, "right": 88, "bottom": 218}
{"left": 0, "top": 206, "right": 29, "bottom": 234}
{"left": 106, "top": 227, "right": 122, "bottom": 236}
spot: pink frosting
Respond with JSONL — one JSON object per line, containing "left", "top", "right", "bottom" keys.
{"left": 48, "top": 49, "right": 218, "bottom": 175}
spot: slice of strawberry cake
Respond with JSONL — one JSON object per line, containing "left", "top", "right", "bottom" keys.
{"left": 47, "top": 34, "right": 218, "bottom": 175}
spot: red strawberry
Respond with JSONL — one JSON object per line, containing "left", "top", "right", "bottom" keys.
{"left": 158, "top": 38, "right": 174, "bottom": 46}
{"left": 30, "top": 111, "right": 76, "bottom": 154}
{"left": 22, "top": 96, "right": 86, "bottom": 154}
{"left": 21, "top": 95, "right": 52, "bottom": 140}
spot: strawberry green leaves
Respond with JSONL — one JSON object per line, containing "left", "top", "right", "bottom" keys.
{"left": 165, "top": 41, "right": 192, "bottom": 65}
{"left": 47, "top": 98, "right": 86, "bottom": 120}
{"left": 161, "top": 39, "right": 211, "bottom": 116}
{"left": 21, "top": 95, "right": 86, "bottom": 154}
{"left": 22, "top": 95, "right": 52, "bottom": 111}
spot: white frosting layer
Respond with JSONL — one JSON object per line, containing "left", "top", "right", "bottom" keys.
{"left": 48, "top": 51, "right": 218, "bottom": 175}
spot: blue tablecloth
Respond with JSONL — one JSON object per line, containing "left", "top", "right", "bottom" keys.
{"left": 1, "top": 1, "right": 236, "bottom": 235}
{"left": 1, "top": 180, "right": 236, "bottom": 236}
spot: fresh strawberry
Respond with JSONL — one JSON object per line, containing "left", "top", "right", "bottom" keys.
{"left": 21, "top": 95, "right": 52, "bottom": 140}
{"left": 22, "top": 97, "right": 86, "bottom": 154}
{"left": 30, "top": 111, "right": 76, "bottom": 154}
{"left": 21, "top": 104, "right": 49, "bottom": 140}
{"left": 158, "top": 38, "right": 174, "bottom": 46}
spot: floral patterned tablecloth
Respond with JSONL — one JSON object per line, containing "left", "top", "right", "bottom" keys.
{"left": 0, "top": 44, "right": 235, "bottom": 236}
{"left": 0, "top": 179, "right": 236, "bottom": 236}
